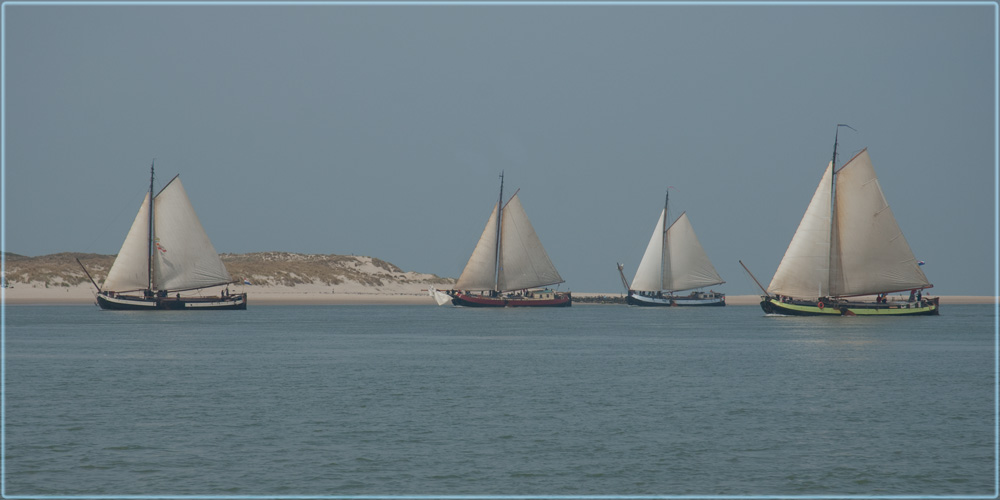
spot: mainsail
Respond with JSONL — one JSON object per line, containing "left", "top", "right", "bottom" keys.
{"left": 768, "top": 149, "right": 929, "bottom": 299}
{"left": 766, "top": 163, "right": 834, "bottom": 299}
{"left": 664, "top": 213, "right": 725, "bottom": 291}
{"left": 496, "top": 194, "right": 563, "bottom": 291}
{"left": 455, "top": 192, "right": 563, "bottom": 292}
{"left": 454, "top": 204, "right": 500, "bottom": 291}
{"left": 631, "top": 208, "right": 724, "bottom": 293}
{"left": 103, "top": 175, "right": 232, "bottom": 293}
{"left": 631, "top": 209, "right": 666, "bottom": 292}
{"left": 152, "top": 176, "right": 232, "bottom": 291}
{"left": 102, "top": 193, "right": 153, "bottom": 292}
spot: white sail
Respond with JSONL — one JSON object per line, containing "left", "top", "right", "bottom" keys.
{"left": 102, "top": 193, "right": 152, "bottom": 292}
{"left": 151, "top": 176, "right": 232, "bottom": 292}
{"left": 631, "top": 208, "right": 723, "bottom": 293}
{"left": 454, "top": 203, "right": 500, "bottom": 291}
{"left": 663, "top": 212, "right": 724, "bottom": 292}
{"left": 769, "top": 151, "right": 930, "bottom": 299}
{"left": 830, "top": 150, "right": 930, "bottom": 295}
{"left": 631, "top": 208, "right": 666, "bottom": 292}
{"left": 768, "top": 162, "right": 834, "bottom": 299}
{"left": 428, "top": 286, "right": 452, "bottom": 306}
{"left": 497, "top": 194, "right": 564, "bottom": 291}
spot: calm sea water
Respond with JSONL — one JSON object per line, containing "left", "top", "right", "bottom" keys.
{"left": 4, "top": 304, "right": 996, "bottom": 497}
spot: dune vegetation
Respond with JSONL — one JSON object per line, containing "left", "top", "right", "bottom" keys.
{"left": 3, "top": 252, "right": 454, "bottom": 289}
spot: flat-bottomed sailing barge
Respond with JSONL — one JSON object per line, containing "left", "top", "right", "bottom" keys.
{"left": 750, "top": 126, "right": 937, "bottom": 316}
{"left": 90, "top": 163, "right": 246, "bottom": 310}
{"left": 617, "top": 190, "right": 725, "bottom": 307}
{"left": 443, "top": 173, "right": 570, "bottom": 307}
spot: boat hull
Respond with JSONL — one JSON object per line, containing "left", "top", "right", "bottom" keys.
{"left": 97, "top": 292, "right": 247, "bottom": 311}
{"left": 760, "top": 297, "right": 939, "bottom": 316}
{"left": 448, "top": 291, "right": 571, "bottom": 308}
{"left": 626, "top": 292, "right": 726, "bottom": 307}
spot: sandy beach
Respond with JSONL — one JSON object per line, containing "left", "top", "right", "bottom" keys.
{"left": 2, "top": 282, "right": 996, "bottom": 306}
{"left": 2, "top": 282, "right": 433, "bottom": 306}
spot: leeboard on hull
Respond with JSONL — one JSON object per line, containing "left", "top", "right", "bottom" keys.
{"left": 760, "top": 297, "right": 939, "bottom": 316}
{"left": 448, "top": 290, "right": 571, "bottom": 308}
{"left": 626, "top": 291, "right": 725, "bottom": 307}
{"left": 443, "top": 174, "right": 570, "bottom": 308}
{"left": 759, "top": 130, "right": 936, "bottom": 318}
{"left": 97, "top": 292, "right": 247, "bottom": 311}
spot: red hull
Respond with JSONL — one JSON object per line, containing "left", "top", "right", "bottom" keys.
{"left": 448, "top": 291, "right": 571, "bottom": 308}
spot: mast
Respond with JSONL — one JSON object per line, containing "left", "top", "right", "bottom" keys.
{"left": 828, "top": 124, "right": 855, "bottom": 297}
{"left": 829, "top": 125, "right": 847, "bottom": 225}
{"left": 830, "top": 124, "right": 856, "bottom": 211}
{"left": 494, "top": 171, "right": 504, "bottom": 293}
{"left": 147, "top": 160, "right": 155, "bottom": 292}
{"left": 660, "top": 189, "right": 668, "bottom": 291}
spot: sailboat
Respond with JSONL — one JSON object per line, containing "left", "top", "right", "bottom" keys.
{"left": 90, "top": 162, "right": 247, "bottom": 310}
{"left": 752, "top": 125, "right": 937, "bottom": 316}
{"left": 617, "top": 190, "right": 725, "bottom": 306}
{"left": 443, "top": 173, "right": 571, "bottom": 307}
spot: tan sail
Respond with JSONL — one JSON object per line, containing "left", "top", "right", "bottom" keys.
{"left": 767, "top": 163, "right": 834, "bottom": 299}
{"left": 632, "top": 208, "right": 723, "bottom": 293}
{"left": 768, "top": 150, "right": 929, "bottom": 299}
{"left": 497, "top": 194, "right": 564, "bottom": 291}
{"left": 454, "top": 203, "right": 500, "bottom": 291}
{"left": 152, "top": 176, "right": 233, "bottom": 292}
{"left": 663, "top": 213, "right": 724, "bottom": 292}
{"left": 102, "top": 176, "right": 231, "bottom": 293}
{"left": 454, "top": 191, "right": 563, "bottom": 292}
{"left": 102, "top": 193, "right": 152, "bottom": 292}
{"left": 830, "top": 150, "right": 929, "bottom": 295}
{"left": 631, "top": 209, "right": 666, "bottom": 292}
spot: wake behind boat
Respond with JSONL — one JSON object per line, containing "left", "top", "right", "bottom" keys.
{"left": 617, "top": 190, "right": 725, "bottom": 307}
{"left": 441, "top": 173, "right": 570, "bottom": 307}
{"left": 82, "top": 162, "right": 246, "bottom": 310}
{"left": 745, "top": 125, "right": 937, "bottom": 317}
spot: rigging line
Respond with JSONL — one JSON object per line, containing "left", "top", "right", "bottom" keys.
{"left": 737, "top": 269, "right": 760, "bottom": 296}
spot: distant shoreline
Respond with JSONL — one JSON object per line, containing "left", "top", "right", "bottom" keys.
{"left": 2, "top": 285, "right": 996, "bottom": 306}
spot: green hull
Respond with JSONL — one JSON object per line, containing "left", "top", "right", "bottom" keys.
{"left": 760, "top": 297, "right": 939, "bottom": 316}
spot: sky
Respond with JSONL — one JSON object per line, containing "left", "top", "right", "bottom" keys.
{"left": 2, "top": 1, "right": 996, "bottom": 295}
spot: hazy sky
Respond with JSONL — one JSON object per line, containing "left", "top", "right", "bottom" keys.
{"left": 3, "top": 1, "right": 996, "bottom": 295}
